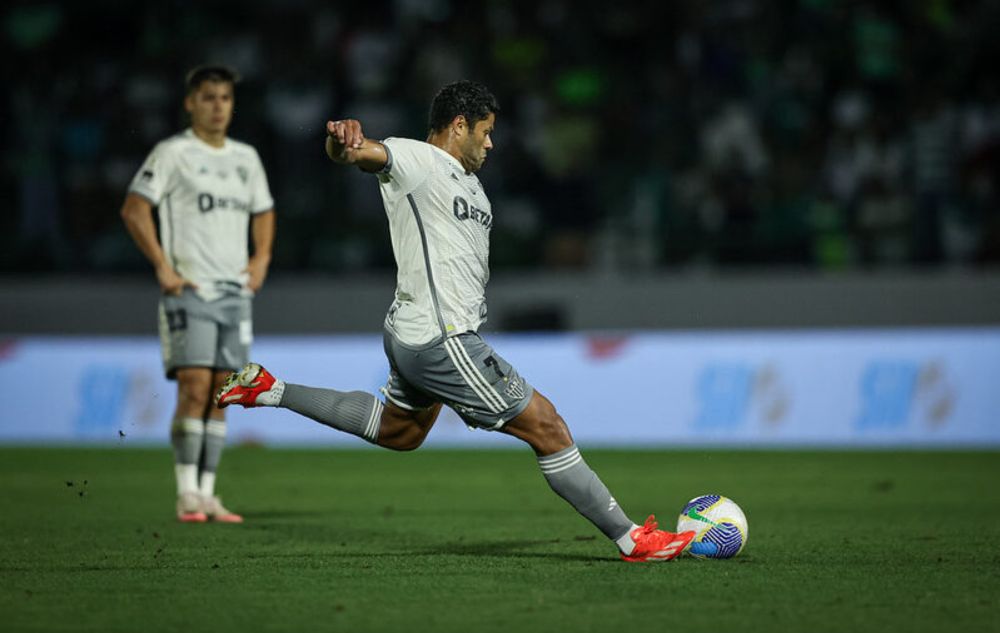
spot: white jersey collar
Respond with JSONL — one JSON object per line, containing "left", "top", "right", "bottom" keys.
{"left": 427, "top": 142, "right": 468, "bottom": 174}
{"left": 185, "top": 128, "right": 230, "bottom": 153}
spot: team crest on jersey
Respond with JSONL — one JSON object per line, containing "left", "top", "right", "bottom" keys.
{"left": 236, "top": 166, "right": 248, "bottom": 184}
{"left": 504, "top": 376, "right": 526, "bottom": 400}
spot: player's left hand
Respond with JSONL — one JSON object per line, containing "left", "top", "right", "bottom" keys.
{"left": 244, "top": 255, "right": 270, "bottom": 293}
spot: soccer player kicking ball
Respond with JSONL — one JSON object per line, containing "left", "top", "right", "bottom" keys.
{"left": 216, "top": 81, "right": 693, "bottom": 561}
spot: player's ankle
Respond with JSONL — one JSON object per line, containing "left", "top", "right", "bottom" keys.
{"left": 615, "top": 524, "right": 640, "bottom": 555}
{"left": 256, "top": 379, "right": 285, "bottom": 406}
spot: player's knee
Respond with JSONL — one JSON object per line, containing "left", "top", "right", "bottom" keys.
{"left": 377, "top": 404, "right": 437, "bottom": 451}
{"left": 379, "top": 423, "right": 428, "bottom": 452}
{"left": 541, "top": 409, "right": 572, "bottom": 447}
{"left": 177, "top": 375, "right": 212, "bottom": 410}
{"left": 382, "top": 429, "right": 425, "bottom": 451}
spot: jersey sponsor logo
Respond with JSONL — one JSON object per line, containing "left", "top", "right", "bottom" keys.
{"left": 197, "top": 193, "right": 251, "bottom": 213}
{"left": 452, "top": 195, "right": 492, "bottom": 229}
{"left": 236, "top": 166, "right": 248, "bottom": 184}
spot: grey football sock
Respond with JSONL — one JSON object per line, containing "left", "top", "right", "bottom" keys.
{"left": 201, "top": 419, "right": 226, "bottom": 473}
{"left": 538, "top": 444, "right": 634, "bottom": 540}
{"left": 197, "top": 419, "right": 226, "bottom": 498}
{"left": 171, "top": 416, "right": 204, "bottom": 465}
{"left": 279, "top": 384, "right": 383, "bottom": 443}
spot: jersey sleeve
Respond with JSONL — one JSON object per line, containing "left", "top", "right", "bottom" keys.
{"left": 128, "top": 140, "right": 178, "bottom": 205}
{"left": 377, "top": 137, "right": 437, "bottom": 200}
{"left": 248, "top": 149, "right": 275, "bottom": 214}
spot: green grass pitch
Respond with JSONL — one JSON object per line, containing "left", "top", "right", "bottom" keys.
{"left": 1, "top": 447, "right": 998, "bottom": 633}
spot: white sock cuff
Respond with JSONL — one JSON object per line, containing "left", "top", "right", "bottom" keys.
{"left": 363, "top": 399, "right": 384, "bottom": 442}
{"left": 537, "top": 444, "right": 583, "bottom": 475}
{"left": 616, "top": 524, "right": 640, "bottom": 555}
{"left": 176, "top": 417, "right": 205, "bottom": 435}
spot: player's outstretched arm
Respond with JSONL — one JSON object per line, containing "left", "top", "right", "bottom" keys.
{"left": 325, "top": 119, "right": 389, "bottom": 173}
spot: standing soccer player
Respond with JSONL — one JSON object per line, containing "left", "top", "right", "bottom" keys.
{"left": 216, "top": 80, "right": 693, "bottom": 560}
{"left": 122, "top": 65, "right": 276, "bottom": 523}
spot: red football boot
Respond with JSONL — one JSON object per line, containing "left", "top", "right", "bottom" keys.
{"left": 215, "top": 362, "right": 277, "bottom": 408}
{"left": 621, "top": 515, "right": 696, "bottom": 562}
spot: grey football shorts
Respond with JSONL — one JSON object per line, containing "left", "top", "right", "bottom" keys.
{"left": 158, "top": 289, "right": 252, "bottom": 379}
{"left": 380, "top": 331, "right": 534, "bottom": 430}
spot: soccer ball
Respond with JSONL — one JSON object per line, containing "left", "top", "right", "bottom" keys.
{"left": 676, "top": 494, "right": 748, "bottom": 559}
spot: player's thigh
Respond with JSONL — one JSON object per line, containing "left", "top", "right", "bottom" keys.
{"left": 215, "top": 296, "right": 252, "bottom": 373}
{"left": 379, "top": 332, "right": 440, "bottom": 412}
{"left": 159, "top": 291, "right": 220, "bottom": 379}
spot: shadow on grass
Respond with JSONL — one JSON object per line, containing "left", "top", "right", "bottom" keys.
{"left": 413, "top": 539, "right": 614, "bottom": 563}
{"left": 237, "top": 510, "right": 330, "bottom": 520}
{"left": 237, "top": 515, "right": 620, "bottom": 563}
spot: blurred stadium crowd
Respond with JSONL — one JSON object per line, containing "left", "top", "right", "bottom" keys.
{"left": 3, "top": 0, "right": 999, "bottom": 275}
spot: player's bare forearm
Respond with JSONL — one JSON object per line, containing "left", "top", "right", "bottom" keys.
{"left": 246, "top": 210, "right": 275, "bottom": 292}
{"left": 121, "top": 192, "right": 194, "bottom": 294}
{"left": 120, "top": 193, "right": 168, "bottom": 271}
{"left": 325, "top": 119, "right": 388, "bottom": 173}
{"left": 250, "top": 210, "right": 275, "bottom": 261}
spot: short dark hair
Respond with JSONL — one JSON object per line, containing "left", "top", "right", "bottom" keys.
{"left": 185, "top": 65, "right": 240, "bottom": 95}
{"left": 428, "top": 80, "right": 500, "bottom": 132}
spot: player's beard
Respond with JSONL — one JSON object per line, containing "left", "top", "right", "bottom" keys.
{"left": 468, "top": 150, "right": 486, "bottom": 172}
{"left": 461, "top": 138, "right": 487, "bottom": 172}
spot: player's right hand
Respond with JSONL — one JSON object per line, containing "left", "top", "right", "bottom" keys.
{"left": 327, "top": 119, "right": 365, "bottom": 148}
{"left": 156, "top": 264, "right": 197, "bottom": 296}
{"left": 326, "top": 119, "right": 366, "bottom": 163}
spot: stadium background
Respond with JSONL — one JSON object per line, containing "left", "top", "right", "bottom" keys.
{"left": 1, "top": 0, "right": 998, "bottom": 446}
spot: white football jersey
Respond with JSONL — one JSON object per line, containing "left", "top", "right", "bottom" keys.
{"left": 377, "top": 137, "right": 492, "bottom": 346}
{"left": 129, "top": 129, "right": 274, "bottom": 301}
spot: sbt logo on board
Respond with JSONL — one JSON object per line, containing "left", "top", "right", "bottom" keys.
{"left": 855, "top": 360, "right": 954, "bottom": 431}
{"left": 692, "top": 363, "right": 789, "bottom": 431}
